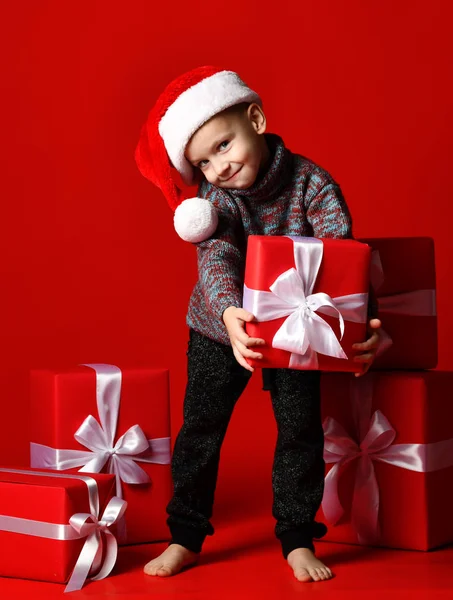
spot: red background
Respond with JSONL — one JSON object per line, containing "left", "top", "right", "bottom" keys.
{"left": 0, "top": 1, "right": 452, "bottom": 523}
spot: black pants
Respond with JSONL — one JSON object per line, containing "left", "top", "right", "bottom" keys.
{"left": 167, "top": 329, "right": 327, "bottom": 558}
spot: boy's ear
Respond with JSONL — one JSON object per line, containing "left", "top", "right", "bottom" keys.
{"left": 247, "top": 103, "right": 266, "bottom": 135}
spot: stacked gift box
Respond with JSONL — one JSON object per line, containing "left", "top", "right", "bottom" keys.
{"left": 0, "top": 364, "right": 173, "bottom": 590}
{"left": 243, "top": 234, "right": 453, "bottom": 551}
{"left": 317, "top": 237, "right": 452, "bottom": 550}
{"left": 29, "top": 364, "right": 172, "bottom": 546}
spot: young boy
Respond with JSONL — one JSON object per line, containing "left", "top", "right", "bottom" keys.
{"left": 135, "top": 66, "right": 381, "bottom": 583}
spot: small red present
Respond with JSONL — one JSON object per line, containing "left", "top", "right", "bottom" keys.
{"left": 360, "top": 237, "right": 437, "bottom": 369}
{"left": 316, "top": 371, "right": 453, "bottom": 550}
{"left": 243, "top": 236, "right": 371, "bottom": 371}
{"left": 0, "top": 468, "right": 125, "bottom": 591}
{"left": 29, "top": 364, "right": 172, "bottom": 545}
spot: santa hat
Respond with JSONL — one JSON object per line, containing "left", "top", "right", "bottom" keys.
{"left": 135, "top": 66, "right": 261, "bottom": 243}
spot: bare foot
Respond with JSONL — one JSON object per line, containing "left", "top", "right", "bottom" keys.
{"left": 143, "top": 544, "right": 198, "bottom": 577}
{"left": 287, "top": 548, "right": 333, "bottom": 582}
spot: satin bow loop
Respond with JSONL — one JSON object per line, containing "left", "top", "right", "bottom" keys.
{"left": 75, "top": 415, "right": 152, "bottom": 495}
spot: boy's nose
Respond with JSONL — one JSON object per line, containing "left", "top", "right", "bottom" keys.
{"left": 213, "top": 159, "right": 230, "bottom": 177}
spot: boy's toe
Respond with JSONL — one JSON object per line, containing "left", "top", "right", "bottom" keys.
{"left": 308, "top": 568, "right": 321, "bottom": 581}
{"left": 294, "top": 567, "right": 312, "bottom": 582}
{"left": 143, "top": 561, "right": 160, "bottom": 576}
{"left": 314, "top": 568, "right": 324, "bottom": 580}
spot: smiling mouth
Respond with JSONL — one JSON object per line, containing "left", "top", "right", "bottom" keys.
{"left": 223, "top": 167, "right": 242, "bottom": 182}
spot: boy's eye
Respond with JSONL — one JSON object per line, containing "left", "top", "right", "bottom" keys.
{"left": 218, "top": 140, "right": 230, "bottom": 150}
{"left": 198, "top": 160, "right": 209, "bottom": 168}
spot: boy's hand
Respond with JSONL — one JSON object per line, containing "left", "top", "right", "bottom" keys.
{"left": 222, "top": 306, "right": 266, "bottom": 372}
{"left": 351, "top": 318, "right": 382, "bottom": 377}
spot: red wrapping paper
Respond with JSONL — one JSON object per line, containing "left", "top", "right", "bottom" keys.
{"left": 29, "top": 366, "right": 172, "bottom": 545}
{"left": 316, "top": 371, "right": 453, "bottom": 550}
{"left": 360, "top": 237, "right": 437, "bottom": 369}
{"left": 0, "top": 469, "right": 115, "bottom": 584}
{"left": 244, "top": 236, "right": 371, "bottom": 371}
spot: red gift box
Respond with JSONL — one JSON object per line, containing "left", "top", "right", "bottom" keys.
{"left": 29, "top": 364, "right": 172, "bottom": 545}
{"left": 0, "top": 468, "right": 121, "bottom": 590}
{"left": 359, "top": 237, "right": 437, "bottom": 369}
{"left": 316, "top": 371, "right": 453, "bottom": 550}
{"left": 243, "top": 236, "right": 371, "bottom": 372}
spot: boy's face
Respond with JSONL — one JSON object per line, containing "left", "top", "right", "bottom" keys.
{"left": 185, "top": 103, "right": 268, "bottom": 190}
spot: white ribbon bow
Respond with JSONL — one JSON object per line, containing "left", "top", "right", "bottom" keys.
{"left": 243, "top": 237, "right": 368, "bottom": 368}
{"left": 66, "top": 495, "right": 127, "bottom": 593}
{"left": 31, "top": 364, "right": 171, "bottom": 497}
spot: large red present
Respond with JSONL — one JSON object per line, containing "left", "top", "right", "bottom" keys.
{"left": 243, "top": 236, "right": 371, "bottom": 372}
{"left": 359, "top": 237, "right": 437, "bottom": 369}
{"left": 0, "top": 468, "right": 125, "bottom": 591}
{"left": 316, "top": 372, "right": 453, "bottom": 550}
{"left": 29, "top": 364, "right": 172, "bottom": 545}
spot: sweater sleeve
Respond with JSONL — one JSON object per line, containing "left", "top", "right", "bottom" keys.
{"left": 195, "top": 185, "right": 245, "bottom": 320}
{"left": 304, "top": 169, "right": 353, "bottom": 239}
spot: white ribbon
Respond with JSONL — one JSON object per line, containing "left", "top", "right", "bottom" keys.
{"left": 30, "top": 364, "right": 171, "bottom": 498}
{"left": 243, "top": 237, "right": 368, "bottom": 368}
{"left": 0, "top": 468, "right": 127, "bottom": 593}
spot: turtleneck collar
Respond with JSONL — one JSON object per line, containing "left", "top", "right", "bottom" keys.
{"left": 227, "top": 133, "right": 292, "bottom": 200}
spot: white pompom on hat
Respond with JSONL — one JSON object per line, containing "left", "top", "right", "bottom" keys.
{"left": 135, "top": 66, "right": 261, "bottom": 243}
